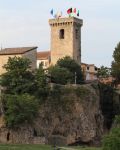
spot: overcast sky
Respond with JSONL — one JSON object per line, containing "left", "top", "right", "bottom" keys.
{"left": 0, "top": 0, "right": 120, "bottom": 67}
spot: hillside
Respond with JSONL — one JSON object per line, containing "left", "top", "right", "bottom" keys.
{"left": 0, "top": 83, "right": 119, "bottom": 146}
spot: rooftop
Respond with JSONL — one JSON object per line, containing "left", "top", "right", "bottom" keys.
{"left": 0, "top": 47, "right": 37, "bottom": 55}
{"left": 37, "top": 51, "right": 50, "bottom": 60}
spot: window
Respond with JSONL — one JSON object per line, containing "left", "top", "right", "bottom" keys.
{"left": 75, "top": 29, "right": 79, "bottom": 39}
{"left": 87, "top": 66, "right": 89, "bottom": 70}
{"left": 95, "top": 67, "right": 97, "bottom": 71}
{"left": 59, "top": 29, "right": 64, "bottom": 39}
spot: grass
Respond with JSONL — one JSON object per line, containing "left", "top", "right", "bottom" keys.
{"left": 0, "top": 144, "right": 102, "bottom": 150}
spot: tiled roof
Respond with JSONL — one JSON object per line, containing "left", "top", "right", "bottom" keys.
{"left": 37, "top": 51, "right": 50, "bottom": 60}
{"left": 0, "top": 47, "right": 37, "bottom": 55}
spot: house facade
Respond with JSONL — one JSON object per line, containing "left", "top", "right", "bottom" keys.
{"left": 37, "top": 51, "right": 50, "bottom": 69}
{"left": 81, "top": 63, "right": 98, "bottom": 81}
{"left": 0, "top": 47, "right": 37, "bottom": 75}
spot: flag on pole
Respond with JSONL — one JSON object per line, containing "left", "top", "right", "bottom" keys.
{"left": 56, "top": 11, "right": 62, "bottom": 18}
{"left": 73, "top": 8, "right": 76, "bottom": 13}
{"left": 50, "top": 9, "right": 54, "bottom": 15}
{"left": 67, "top": 8, "right": 72, "bottom": 14}
{"left": 77, "top": 10, "right": 79, "bottom": 16}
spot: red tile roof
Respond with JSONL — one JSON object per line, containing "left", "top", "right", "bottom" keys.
{"left": 0, "top": 47, "right": 37, "bottom": 55}
{"left": 37, "top": 51, "right": 50, "bottom": 60}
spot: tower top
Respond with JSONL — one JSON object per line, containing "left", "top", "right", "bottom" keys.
{"left": 49, "top": 17, "right": 83, "bottom": 27}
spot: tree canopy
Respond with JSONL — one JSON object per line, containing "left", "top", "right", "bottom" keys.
{"left": 97, "top": 66, "right": 111, "bottom": 78}
{"left": 48, "top": 56, "right": 84, "bottom": 84}
{"left": 111, "top": 42, "right": 120, "bottom": 82}
{"left": 0, "top": 57, "right": 34, "bottom": 95}
{"left": 0, "top": 57, "right": 48, "bottom": 128}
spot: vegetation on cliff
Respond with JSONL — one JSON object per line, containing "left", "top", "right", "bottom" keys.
{"left": 0, "top": 57, "right": 48, "bottom": 128}
{"left": 111, "top": 42, "right": 120, "bottom": 83}
{"left": 102, "top": 115, "right": 120, "bottom": 150}
{"left": 48, "top": 56, "right": 84, "bottom": 84}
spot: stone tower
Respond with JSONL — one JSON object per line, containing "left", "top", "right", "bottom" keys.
{"left": 49, "top": 17, "right": 83, "bottom": 65}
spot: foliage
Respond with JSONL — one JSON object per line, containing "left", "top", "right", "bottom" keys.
{"left": 0, "top": 57, "right": 34, "bottom": 94}
{"left": 0, "top": 144, "right": 101, "bottom": 150}
{"left": 34, "top": 64, "right": 49, "bottom": 102}
{"left": 99, "top": 83, "right": 114, "bottom": 129}
{"left": 102, "top": 127, "right": 120, "bottom": 150}
{"left": 111, "top": 42, "right": 120, "bottom": 82}
{"left": 75, "top": 86, "right": 90, "bottom": 98}
{"left": 57, "top": 56, "right": 84, "bottom": 84}
{"left": 97, "top": 66, "right": 111, "bottom": 78}
{"left": 114, "top": 115, "right": 120, "bottom": 124}
{"left": 48, "top": 56, "right": 84, "bottom": 85}
{"left": 0, "top": 57, "right": 48, "bottom": 127}
{"left": 2, "top": 94, "right": 38, "bottom": 128}
{"left": 48, "top": 85, "right": 74, "bottom": 112}
{"left": 48, "top": 65, "right": 73, "bottom": 84}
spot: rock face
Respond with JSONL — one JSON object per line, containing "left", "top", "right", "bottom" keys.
{"left": 0, "top": 84, "right": 104, "bottom": 145}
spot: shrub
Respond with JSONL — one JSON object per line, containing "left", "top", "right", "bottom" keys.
{"left": 2, "top": 94, "right": 38, "bottom": 128}
{"left": 102, "top": 127, "right": 120, "bottom": 150}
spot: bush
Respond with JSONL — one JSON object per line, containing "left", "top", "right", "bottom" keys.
{"left": 102, "top": 127, "right": 120, "bottom": 150}
{"left": 2, "top": 94, "right": 39, "bottom": 128}
{"left": 48, "top": 65, "right": 73, "bottom": 84}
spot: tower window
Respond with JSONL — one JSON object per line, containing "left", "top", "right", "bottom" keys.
{"left": 59, "top": 29, "right": 64, "bottom": 39}
{"left": 75, "top": 29, "right": 79, "bottom": 39}
{"left": 87, "top": 66, "right": 89, "bottom": 70}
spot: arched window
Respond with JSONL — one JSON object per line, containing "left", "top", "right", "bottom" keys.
{"left": 59, "top": 29, "right": 64, "bottom": 39}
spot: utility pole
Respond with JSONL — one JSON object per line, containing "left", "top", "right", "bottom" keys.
{"left": 75, "top": 72, "right": 77, "bottom": 85}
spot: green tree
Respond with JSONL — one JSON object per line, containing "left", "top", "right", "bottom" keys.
{"left": 0, "top": 57, "right": 41, "bottom": 128}
{"left": 97, "top": 66, "right": 111, "bottom": 78}
{"left": 0, "top": 57, "right": 34, "bottom": 94}
{"left": 102, "top": 115, "right": 120, "bottom": 150}
{"left": 48, "top": 65, "right": 73, "bottom": 84}
{"left": 57, "top": 56, "right": 84, "bottom": 84}
{"left": 34, "top": 64, "right": 49, "bottom": 102}
{"left": 2, "top": 94, "right": 38, "bottom": 128}
{"left": 111, "top": 42, "right": 120, "bottom": 82}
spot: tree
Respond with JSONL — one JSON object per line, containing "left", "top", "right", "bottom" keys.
{"left": 0, "top": 57, "right": 34, "bottom": 94}
{"left": 102, "top": 116, "right": 120, "bottom": 150}
{"left": 111, "top": 42, "right": 120, "bottom": 82}
{"left": 97, "top": 66, "right": 111, "bottom": 78}
{"left": 0, "top": 57, "right": 41, "bottom": 128}
{"left": 2, "top": 94, "right": 38, "bottom": 128}
{"left": 48, "top": 65, "right": 73, "bottom": 84}
{"left": 34, "top": 64, "right": 49, "bottom": 102}
{"left": 57, "top": 56, "right": 84, "bottom": 84}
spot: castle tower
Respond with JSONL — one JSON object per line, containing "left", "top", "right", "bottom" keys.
{"left": 49, "top": 17, "right": 83, "bottom": 65}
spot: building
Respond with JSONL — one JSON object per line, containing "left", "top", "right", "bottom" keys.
{"left": 0, "top": 47, "right": 37, "bottom": 75}
{"left": 49, "top": 17, "right": 83, "bottom": 65}
{"left": 81, "top": 63, "right": 98, "bottom": 81}
{"left": 37, "top": 51, "right": 50, "bottom": 69}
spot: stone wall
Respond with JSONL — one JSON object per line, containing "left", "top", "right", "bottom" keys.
{"left": 23, "top": 49, "right": 37, "bottom": 70}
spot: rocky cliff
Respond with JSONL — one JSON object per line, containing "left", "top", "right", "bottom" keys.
{"left": 0, "top": 83, "right": 104, "bottom": 145}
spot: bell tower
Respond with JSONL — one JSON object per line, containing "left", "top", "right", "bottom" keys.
{"left": 49, "top": 17, "right": 83, "bottom": 65}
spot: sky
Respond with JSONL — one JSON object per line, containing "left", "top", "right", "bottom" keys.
{"left": 0, "top": 0, "right": 120, "bottom": 67}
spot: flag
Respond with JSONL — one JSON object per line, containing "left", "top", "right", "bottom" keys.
{"left": 58, "top": 11, "right": 62, "bottom": 18}
{"left": 50, "top": 9, "right": 53, "bottom": 15}
{"left": 73, "top": 8, "right": 76, "bottom": 13}
{"left": 77, "top": 10, "right": 79, "bottom": 16}
{"left": 56, "top": 11, "right": 62, "bottom": 18}
{"left": 67, "top": 8, "right": 72, "bottom": 14}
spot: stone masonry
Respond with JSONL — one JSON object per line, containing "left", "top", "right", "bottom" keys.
{"left": 49, "top": 17, "right": 83, "bottom": 65}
